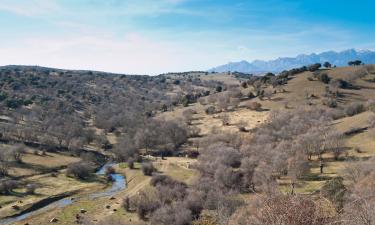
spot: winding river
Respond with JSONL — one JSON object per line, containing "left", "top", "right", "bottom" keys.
{"left": 0, "top": 163, "right": 126, "bottom": 225}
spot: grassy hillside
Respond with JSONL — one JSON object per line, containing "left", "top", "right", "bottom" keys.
{"left": 1, "top": 64, "right": 374, "bottom": 225}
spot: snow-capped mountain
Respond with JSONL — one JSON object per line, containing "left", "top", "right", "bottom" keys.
{"left": 209, "top": 49, "right": 375, "bottom": 74}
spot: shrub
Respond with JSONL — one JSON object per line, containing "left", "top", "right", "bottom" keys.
{"left": 25, "top": 183, "right": 37, "bottom": 194}
{"left": 308, "top": 63, "right": 322, "bottom": 72}
{"left": 324, "top": 62, "right": 332, "bottom": 68}
{"left": 366, "top": 99, "right": 375, "bottom": 113}
{"left": 136, "top": 191, "right": 160, "bottom": 220}
{"left": 150, "top": 202, "right": 192, "bottom": 225}
{"left": 317, "top": 73, "right": 331, "bottom": 84}
{"left": 205, "top": 106, "right": 217, "bottom": 115}
{"left": 0, "top": 179, "right": 19, "bottom": 194}
{"left": 141, "top": 162, "right": 155, "bottom": 176}
{"left": 321, "top": 177, "right": 346, "bottom": 209}
{"left": 330, "top": 79, "right": 352, "bottom": 89}
{"left": 345, "top": 103, "right": 365, "bottom": 116}
{"left": 105, "top": 166, "right": 116, "bottom": 175}
{"left": 66, "top": 162, "right": 94, "bottom": 180}
{"left": 127, "top": 158, "right": 135, "bottom": 169}
{"left": 122, "top": 196, "right": 131, "bottom": 212}
{"left": 245, "top": 101, "right": 262, "bottom": 111}
{"left": 322, "top": 98, "right": 337, "bottom": 108}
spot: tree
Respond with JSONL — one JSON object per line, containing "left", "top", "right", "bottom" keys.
{"left": 348, "top": 60, "right": 362, "bottom": 66}
{"left": 66, "top": 162, "right": 94, "bottom": 180}
{"left": 325, "top": 132, "right": 344, "bottom": 160}
{"left": 141, "top": 162, "right": 155, "bottom": 176}
{"left": 324, "top": 62, "right": 332, "bottom": 68}
{"left": 317, "top": 73, "right": 331, "bottom": 84}
{"left": 308, "top": 63, "right": 322, "bottom": 72}
{"left": 112, "top": 136, "right": 138, "bottom": 162}
{"left": 10, "top": 144, "right": 26, "bottom": 163}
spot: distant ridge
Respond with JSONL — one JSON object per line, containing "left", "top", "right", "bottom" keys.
{"left": 209, "top": 49, "right": 375, "bottom": 74}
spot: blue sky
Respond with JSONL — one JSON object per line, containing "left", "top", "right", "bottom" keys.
{"left": 0, "top": 0, "right": 374, "bottom": 74}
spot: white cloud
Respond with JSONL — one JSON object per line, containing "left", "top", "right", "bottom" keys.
{"left": 0, "top": 0, "right": 61, "bottom": 16}
{"left": 0, "top": 32, "right": 222, "bottom": 75}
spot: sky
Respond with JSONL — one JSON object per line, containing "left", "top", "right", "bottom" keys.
{"left": 0, "top": 0, "right": 374, "bottom": 75}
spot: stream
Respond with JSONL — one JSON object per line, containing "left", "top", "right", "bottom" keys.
{"left": 0, "top": 163, "right": 126, "bottom": 225}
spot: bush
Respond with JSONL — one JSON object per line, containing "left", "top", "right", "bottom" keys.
{"left": 245, "top": 102, "right": 262, "bottom": 111}
{"left": 122, "top": 196, "right": 131, "bottom": 212}
{"left": 141, "top": 162, "right": 155, "bottom": 176}
{"left": 150, "top": 202, "right": 192, "bottom": 225}
{"left": 0, "top": 179, "right": 19, "bottom": 194}
{"left": 330, "top": 79, "right": 353, "bottom": 89}
{"left": 205, "top": 106, "right": 217, "bottom": 115}
{"left": 321, "top": 177, "right": 346, "bottom": 210}
{"left": 317, "top": 73, "right": 331, "bottom": 84}
{"left": 127, "top": 158, "right": 135, "bottom": 169}
{"left": 25, "top": 183, "right": 37, "bottom": 194}
{"left": 366, "top": 99, "right": 375, "bottom": 113}
{"left": 345, "top": 103, "right": 365, "bottom": 116}
{"left": 105, "top": 166, "right": 116, "bottom": 175}
{"left": 136, "top": 191, "right": 160, "bottom": 220}
{"left": 322, "top": 98, "right": 337, "bottom": 108}
{"left": 66, "top": 162, "right": 94, "bottom": 180}
{"left": 308, "top": 63, "right": 322, "bottom": 72}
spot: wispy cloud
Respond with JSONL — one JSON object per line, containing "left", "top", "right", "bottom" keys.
{"left": 0, "top": 0, "right": 373, "bottom": 74}
{"left": 0, "top": 0, "right": 61, "bottom": 16}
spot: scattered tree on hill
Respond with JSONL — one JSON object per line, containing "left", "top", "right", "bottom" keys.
{"left": 348, "top": 60, "right": 362, "bottom": 66}
{"left": 324, "top": 62, "right": 332, "bottom": 68}
{"left": 308, "top": 63, "right": 322, "bottom": 72}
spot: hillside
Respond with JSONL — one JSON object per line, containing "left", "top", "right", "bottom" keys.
{"left": 0, "top": 65, "right": 374, "bottom": 225}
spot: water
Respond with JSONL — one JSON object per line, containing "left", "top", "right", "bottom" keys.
{"left": 0, "top": 163, "right": 126, "bottom": 225}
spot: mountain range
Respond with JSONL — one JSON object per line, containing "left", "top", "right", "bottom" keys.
{"left": 208, "top": 49, "right": 375, "bottom": 74}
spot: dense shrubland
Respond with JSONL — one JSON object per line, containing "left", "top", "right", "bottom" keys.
{"left": 128, "top": 104, "right": 375, "bottom": 224}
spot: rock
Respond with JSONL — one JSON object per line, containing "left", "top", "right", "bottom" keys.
{"left": 50, "top": 217, "right": 58, "bottom": 223}
{"left": 12, "top": 205, "right": 20, "bottom": 210}
{"left": 105, "top": 205, "right": 111, "bottom": 209}
{"left": 109, "top": 196, "right": 116, "bottom": 200}
{"left": 80, "top": 209, "right": 86, "bottom": 213}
